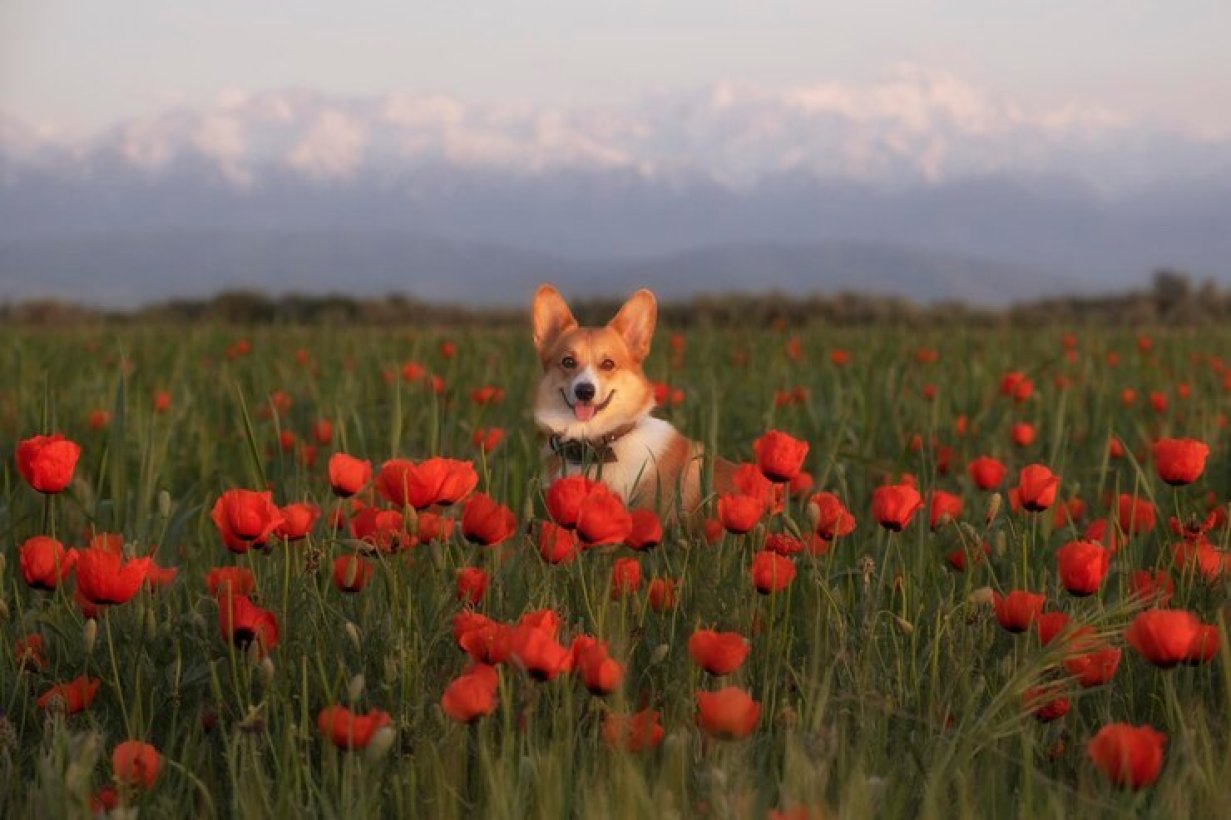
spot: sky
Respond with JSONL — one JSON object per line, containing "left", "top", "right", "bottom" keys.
{"left": 3, "top": 0, "right": 1230, "bottom": 138}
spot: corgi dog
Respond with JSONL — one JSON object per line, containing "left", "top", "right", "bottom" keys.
{"left": 532, "top": 284, "right": 712, "bottom": 516}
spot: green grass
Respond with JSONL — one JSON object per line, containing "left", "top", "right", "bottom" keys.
{"left": 1, "top": 323, "right": 1229, "bottom": 819}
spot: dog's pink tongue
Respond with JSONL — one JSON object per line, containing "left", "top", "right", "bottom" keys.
{"left": 573, "top": 403, "right": 596, "bottom": 422}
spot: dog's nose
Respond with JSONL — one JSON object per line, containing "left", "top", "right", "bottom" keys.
{"left": 574, "top": 382, "right": 596, "bottom": 402}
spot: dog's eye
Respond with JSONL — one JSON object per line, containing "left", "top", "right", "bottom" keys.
{"left": 600, "top": 359, "right": 616, "bottom": 371}
{"left": 561, "top": 356, "right": 576, "bottom": 369}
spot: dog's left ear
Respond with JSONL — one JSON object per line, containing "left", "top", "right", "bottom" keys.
{"left": 609, "top": 289, "right": 657, "bottom": 363}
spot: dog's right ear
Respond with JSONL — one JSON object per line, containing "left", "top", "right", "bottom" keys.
{"left": 532, "top": 284, "right": 578, "bottom": 359}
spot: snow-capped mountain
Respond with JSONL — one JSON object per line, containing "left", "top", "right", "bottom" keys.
{"left": 2, "top": 67, "right": 1230, "bottom": 306}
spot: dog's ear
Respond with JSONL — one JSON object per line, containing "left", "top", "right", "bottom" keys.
{"left": 609, "top": 288, "right": 657, "bottom": 363}
{"left": 532, "top": 284, "right": 578, "bottom": 358}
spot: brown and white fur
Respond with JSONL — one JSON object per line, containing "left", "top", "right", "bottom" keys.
{"left": 532, "top": 285, "right": 707, "bottom": 516}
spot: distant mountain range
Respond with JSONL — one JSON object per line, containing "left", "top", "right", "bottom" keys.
{"left": 2, "top": 74, "right": 1230, "bottom": 306}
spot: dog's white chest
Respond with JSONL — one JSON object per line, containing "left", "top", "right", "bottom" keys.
{"left": 548, "top": 416, "right": 677, "bottom": 502}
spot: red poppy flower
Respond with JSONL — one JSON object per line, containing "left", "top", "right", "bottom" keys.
{"left": 1116, "top": 494, "right": 1156, "bottom": 534}
{"left": 1016, "top": 464, "right": 1060, "bottom": 512}
{"left": 538, "top": 521, "right": 580, "bottom": 565}
{"left": 993, "top": 590, "right": 1046, "bottom": 633}
{"left": 472, "top": 427, "right": 505, "bottom": 454}
{"left": 328, "top": 453, "right": 372, "bottom": 497}
{"left": 461, "top": 493, "right": 517, "bottom": 546}
{"left": 1062, "top": 642, "right": 1122, "bottom": 688}
{"left": 470, "top": 385, "right": 505, "bottom": 406}
{"left": 75, "top": 546, "right": 152, "bottom": 605}
{"left": 276, "top": 503, "right": 320, "bottom": 541}
{"left": 602, "top": 708, "right": 665, "bottom": 752}
{"left": 218, "top": 595, "right": 280, "bottom": 655}
{"left": 143, "top": 562, "right": 178, "bottom": 592}
{"left": 1083, "top": 518, "right": 1123, "bottom": 552}
{"left": 1035, "top": 611, "right": 1072, "bottom": 646}
{"left": 333, "top": 555, "right": 374, "bottom": 593}
{"left": 88, "top": 409, "right": 111, "bottom": 431}
{"left": 1186, "top": 624, "right": 1220, "bottom": 664}
{"left": 944, "top": 542, "right": 990, "bottom": 572}
{"left": 1022, "top": 686, "right": 1070, "bottom": 722}
{"left": 809, "top": 492, "right": 856, "bottom": 539}
{"left": 688, "top": 629, "right": 749, "bottom": 676}
{"left": 695, "top": 687, "right": 761, "bottom": 740}
{"left": 19, "top": 536, "right": 76, "bottom": 590}
{"left": 112, "top": 741, "right": 161, "bottom": 790}
{"left": 507, "top": 622, "right": 571, "bottom": 681}
{"left": 317, "top": 705, "right": 392, "bottom": 749}
{"left": 1171, "top": 539, "right": 1226, "bottom": 582}
{"left": 211, "top": 489, "right": 285, "bottom": 553}
{"left": 456, "top": 567, "right": 488, "bottom": 605}
{"left": 350, "top": 508, "right": 412, "bottom": 553}
{"left": 731, "top": 464, "right": 784, "bottom": 514}
{"left": 928, "top": 490, "right": 963, "bottom": 530}
{"left": 647, "top": 577, "right": 679, "bottom": 612}
{"left": 702, "top": 517, "right": 724, "bottom": 544}
{"left": 15, "top": 633, "right": 49, "bottom": 670}
{"left": 626, "top": 508, "right": 662, "bottom": 550}
{"left": 1011, "top": 423, "right": 1036, "bottom": 448}
{"left": 1056, "top": 540, "right": 1111, "bottom": 596}
{"left": 967, "top": 456, "right": 1007, "bottom": 491}
{"left": 152, "top": 391, "right": 172, "bottom": 413}
{"left": 577, "top": 486, "right": 634, "bottom": 546}
{"left": 16, "top": 433, "right": 81, "bottom": 494}
{"left": 1128, "top": 569, "right": 1174, "bottom": 606}
{"left": 871, "top": 483, "right": 923, "bottom": 531}
{"left": 1087, "top": 724, "right": 1167, "bottom": 789}
{"left": 377, "top": 458, "right": 478, "bottom": 509}
{"left": 545, "top": 476, "right": 600, "bottom": 528}
{"left": 718, "top": 493, "right": 766, "bottom": 535}
{"left": 575, "top": 641, "right": 624, "bottom": 696}
{"left": 750, "top": 550, "right": 796, "bottom": 594}
{"left": 206, "top": 566, "right": 255, "bottom": 600}
{"left": 1152, "top": 438, "right": 1209, "bottom": 485}
{"left": 441, "top": 663, "right": 499, "bottom": 723}
{"left": 764, "top": 533, "right": 802, "bottom": 556}
{"left": 753, "top": 430, "right": 809, "bottom": 482}
{"left": 37, "top": 676, "right": 101, "bottom": 714}
{"left": 1125, "top": 609, "right": 1201, "bottom": 667}
{"left": 610, "top": 557, "right": 642, "bottom": 599}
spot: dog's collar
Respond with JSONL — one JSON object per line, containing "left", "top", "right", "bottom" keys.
{"left": 548, "top": 421, "right": 640, "bottom": 465}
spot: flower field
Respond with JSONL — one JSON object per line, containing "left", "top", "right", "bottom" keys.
{"left": 2, "top": 323, "right": 1229, "bottom": 819}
